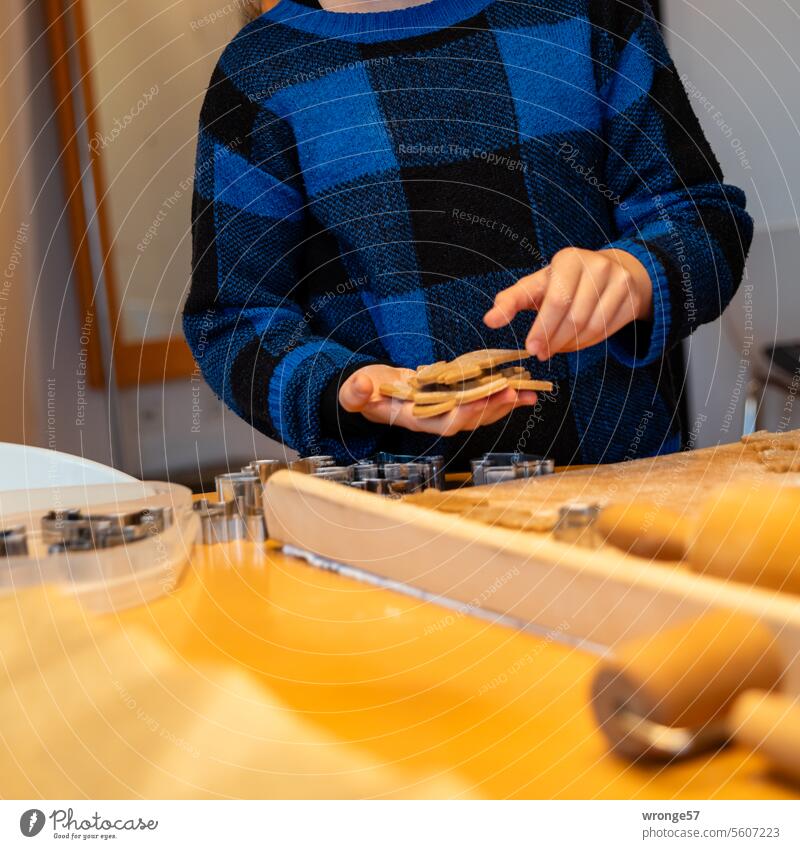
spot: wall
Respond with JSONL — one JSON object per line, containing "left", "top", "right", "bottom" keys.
{"left": 2, "top": 2, "right": 283, "bottom": 481}
{"left": 663, "top": 0, "right": 800, "bottom": 445}
{"left": 0, "top": 0, "right": 41, "bottom": 446}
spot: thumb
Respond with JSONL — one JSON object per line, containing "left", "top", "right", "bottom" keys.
{"left": 339, "top": 371, "right": 374, "bottom": 412}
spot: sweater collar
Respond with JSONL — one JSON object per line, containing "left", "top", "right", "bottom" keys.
{"left": 264, "top": 0, "right": 495, "bottom": 42}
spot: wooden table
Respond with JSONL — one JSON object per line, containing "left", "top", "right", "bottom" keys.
{"left": 1, "top": 533, "right": 797, "bottom": 799}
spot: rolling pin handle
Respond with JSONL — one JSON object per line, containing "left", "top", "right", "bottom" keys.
{"left": 730, "top": 690, "right": 800, "bottom": 785}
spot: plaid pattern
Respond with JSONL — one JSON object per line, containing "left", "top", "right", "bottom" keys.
{"left": 184, "top": 0, "right": 753, "bottom": 466}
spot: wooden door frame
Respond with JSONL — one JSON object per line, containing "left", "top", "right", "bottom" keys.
{"left": 42, "top": 0, "right": 195, "bottom": 389}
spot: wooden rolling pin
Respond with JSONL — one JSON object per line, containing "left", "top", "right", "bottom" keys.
{"left": 595, "top": 501, "right": 692, "bottom": 563}
{"left": 591, "top": 612, "right": 785, "bottom": 761}
{"left": 596, "top": 484, "right": 800, "bottom": 594}
{"left": 730, "top": 690, "right": 800, "bottom": 784}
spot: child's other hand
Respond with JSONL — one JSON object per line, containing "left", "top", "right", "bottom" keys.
{"left": 483, "top": 247, "right": 653, "bottom": 360}
{"left": 338, "top": 364, "right": 538, "bottom": 437}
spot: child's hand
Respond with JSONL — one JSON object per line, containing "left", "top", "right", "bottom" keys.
{"left": 338, "top": 364, "right": 538, "bottom": 437}
{"left": 483, "top": 247, "right": 653, "bottom": 360}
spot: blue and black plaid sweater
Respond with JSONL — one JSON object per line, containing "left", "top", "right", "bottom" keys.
{"left": 184, "top": 0, "right": 753, "bottom": 467}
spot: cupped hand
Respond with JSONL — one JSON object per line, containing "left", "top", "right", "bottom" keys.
{"left": 338, "top": 364, "right": 538, "bottom": 437}
{"left": 483, "top": 247, "right": 653, "bottom": 360}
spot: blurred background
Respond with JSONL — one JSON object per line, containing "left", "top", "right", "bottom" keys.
{"left": 1, "top": 0, "right": 799, "bottom": 488}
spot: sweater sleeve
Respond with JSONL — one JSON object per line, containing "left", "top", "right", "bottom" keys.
{"left": 592, "top": 1, "right": 754, "bottom": 368}
{"left": 183, "top": 58, "right": 381, "bottom": 460}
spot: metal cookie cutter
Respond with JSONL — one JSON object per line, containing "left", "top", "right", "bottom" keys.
{"left": 41, "top": 507, "right": 169, "bottom": 552}
{"left": 215, "top": 472, "right": 267, "bottom": 542}
{"left": 373, "top": 453, "right": 445, "bottom": 490}
{"left": 246, "top": 456, "right": 336, "bottom": 479}
{"left": 0, "top": 525, "right": 28, "bottom": 558}
{"left": 420, "top": 455, "right": 445, "bottom": 491}
{"left": 383, "top": 460, "right": 442, "bottom": 492}
{"left": 244, "top": 459, "right": 287, "bottom": 484}
{"left": 383, "top": 462, "right": 430, "bottom": 482}
{"left": 513, "top": 457, "right": 555, "bottom": 478}
{"left": 352, "top": 462, "right": 381, "bottom": 482}
{"left": 471, "top": 459, "right": 514, "bottom": 486}
{"left": 553, "top": 502, "right": 601, "bottom": 548}
{"left": 471, "top": 453, "right": 554, "bottom": 486}
{"left": 102, "top": 505, "right": 173, "bottom": 534}
{"left": 361, "top": 476, "right": 426, "bottom": 498}
{"left": 216, "top": 472, "right": 262, "bottom": 513}
{"left": 313, "top": 466, "right": 355, "bottom": 484}
{"left": 193, "top": 499, "right": 236, "bottom": 545}
{"left": 292, "top": 455, "right": 336, "bottom": 474}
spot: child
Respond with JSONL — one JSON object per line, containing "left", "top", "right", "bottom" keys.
{"left": 184, "top": 0, "right": 752, "bottom": 467}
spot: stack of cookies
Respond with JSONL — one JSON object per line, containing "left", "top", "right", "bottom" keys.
{"left": 379, "top": 349, "right": 554, "bottom": 419}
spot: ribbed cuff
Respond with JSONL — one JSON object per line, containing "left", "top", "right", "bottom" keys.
{"left": 604, "top": 238, "right": 672, "bottom": 368}
{"left": 267, "top": 339, "right": 379, "bottom": 454}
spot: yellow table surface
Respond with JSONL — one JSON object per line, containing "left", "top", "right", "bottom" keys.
{"left": 1, "top": 534, "right": 797, "bottom": 800}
